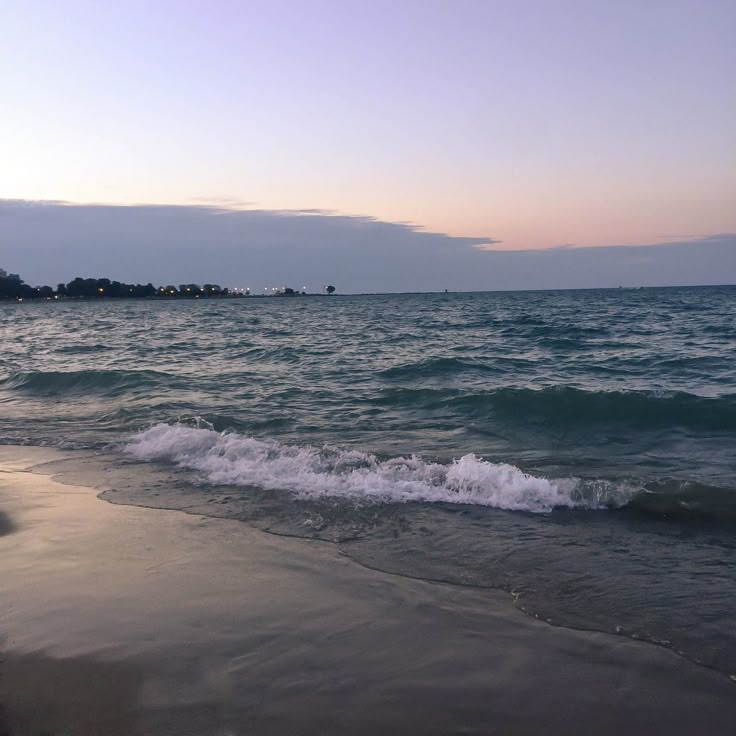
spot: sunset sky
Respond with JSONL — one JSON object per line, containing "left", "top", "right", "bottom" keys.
{"left": 1, "top": 1, "right": 735, "bottom": 289}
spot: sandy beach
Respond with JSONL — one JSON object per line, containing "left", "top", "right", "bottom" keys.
{"left": 1, "top": 445, "right": 734, "bottom": 735}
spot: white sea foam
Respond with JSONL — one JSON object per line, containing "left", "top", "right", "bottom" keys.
{"left": 124, "top": 423, "right": 617, "bottom": 513}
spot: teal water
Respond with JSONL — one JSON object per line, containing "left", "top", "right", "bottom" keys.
{"left": 2, "top": 286, "right": 735, "bottom": 676}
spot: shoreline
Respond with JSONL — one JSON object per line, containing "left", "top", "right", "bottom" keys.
{"left": 2, "top": 282, "right": 735, "bottom": 304}
{"left": 1, "top": 445, "right": 735, "bottom": 735}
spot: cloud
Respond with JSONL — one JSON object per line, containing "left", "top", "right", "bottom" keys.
{"left": 0, "top": 199, "right": 734, "bottom": 292}
{"left": 186, "top": 196, "right": 255, "bottom": 209}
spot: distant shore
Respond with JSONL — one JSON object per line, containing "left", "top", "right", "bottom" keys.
{"left": 2, "top": 278, "right": 734, "bottom": 302}
{"left": 3, "top": 292, "right": 330, "bottom": 301}
{"left": 0, "top": 270, "right": 339, "bottom": 301}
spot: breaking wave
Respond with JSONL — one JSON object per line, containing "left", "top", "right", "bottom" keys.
{"left": 124, "top": 422, "right": 631, "bottom": 513}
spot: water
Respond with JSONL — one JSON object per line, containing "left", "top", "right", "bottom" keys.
{"left": 1, "top": 286, "right": 735, "bottom": 677}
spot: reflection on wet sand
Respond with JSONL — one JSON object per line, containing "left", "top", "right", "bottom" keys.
{"left": 1, "top": 447, "right": 735, "bottom": 736}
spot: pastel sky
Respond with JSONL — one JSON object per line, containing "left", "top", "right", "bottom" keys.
{"left": 1, "top": 0, "right": 735, "bottom": 288}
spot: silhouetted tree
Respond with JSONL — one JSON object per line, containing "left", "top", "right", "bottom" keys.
{"left": 136, "top": 283, "right": 157, "bottom": 297}
{"left": 0, "top": 273, "right": 35, "bottom": 299}
{"left": 179, "top": 283, "right": 203, "bottom": 297}
{"left": 326, "top": 285, "right": 336, "bottom": 294}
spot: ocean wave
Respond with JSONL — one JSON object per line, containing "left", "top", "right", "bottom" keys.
{"left": 234, "top": 345, "right": 303, "bottom": 362}
{"left": 54, "top": 343, "right": 115, "bottom": 355}
{"left": 0, "top": 369, "right": 179, "bottom": 397}
{"left": 468, "top": 386, "right": 736, "bottom": 430}
{"left": 624, "top": 481, "right": 736, "bottom": 522}
{"left": 375, "top": 385, "right": 736, "bottom": 431}
{"left": 124, "top": 423, "right": 631, "bottom": 513}
{"left": 379, "top": 357, "right": 498, "bottom": 379}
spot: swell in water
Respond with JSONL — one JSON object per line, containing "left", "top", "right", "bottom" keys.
{"left": 7, "top": 367, "right": 735, "bottom": 432}
{"left": 0, "top": 368, "right": 180, "bottom": 397}
{"left": 373, "top": 384, "right": 736, "bottom": 431}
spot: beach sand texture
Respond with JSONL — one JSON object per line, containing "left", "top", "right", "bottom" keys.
{"left": 1, "top": 446, "right": 735, "bottom": 735}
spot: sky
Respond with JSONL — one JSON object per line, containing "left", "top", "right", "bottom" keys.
{"left": 1, "top": 0, "right": 735, "bottom": 289}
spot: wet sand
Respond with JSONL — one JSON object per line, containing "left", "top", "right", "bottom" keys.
{"left": 1, "top": 446, "right": 734, "bottom": 735}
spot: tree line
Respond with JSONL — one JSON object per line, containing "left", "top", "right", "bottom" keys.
{"left": 0, "top": 273, "right": 230, "bottom": 300}
{"left": 0, "top": 271, "right": 337, "bottom": 300}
